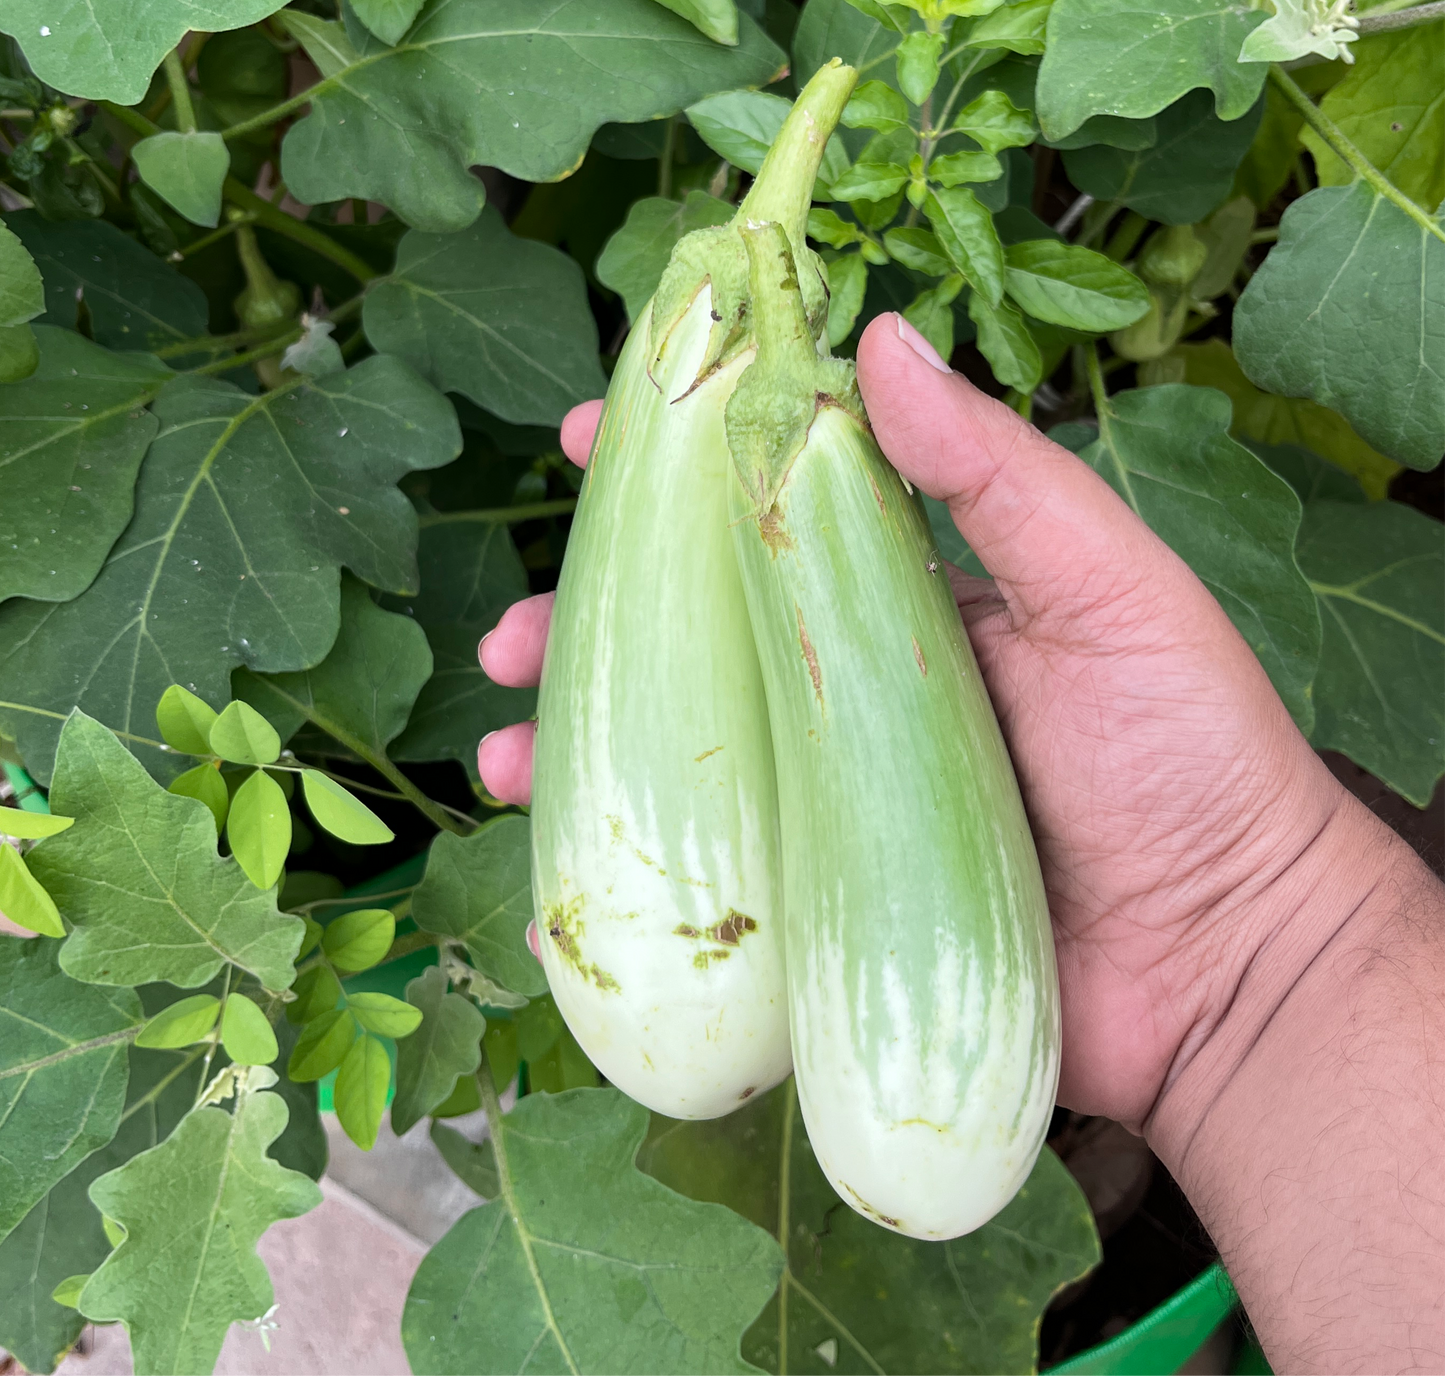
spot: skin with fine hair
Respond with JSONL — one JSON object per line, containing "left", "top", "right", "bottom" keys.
{"left": 478, "top": 312, "right": 1445, "bottom": 1375}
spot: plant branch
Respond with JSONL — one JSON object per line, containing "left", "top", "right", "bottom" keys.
{"left": 163, "top": 49, "right": 197, "bottom": 133}
{"left": 1269, "top": 66, "right": 1445, "bottom": 243}
{"left": 1357, "top": 0, "right": 1445, "bottom": 31}
{"left": 418, "top": 500, "right": 578, "bottom": 527}
{"left": 223, "top": 178, "right": 380, "bottom": 282}
{"left": 1085, "top": 343, "right": 1142, "bottom": 513}
{"left": 378, "top": 928, "right": 441, "bottom": 965}
{"left": 99, "top": 101, "right": 160, "bottom": 138}
{"left": 173, "top": 212, "right": 257, "bottom": 260}
{"left": 658, "top": 114, "right": 677, "bottom": 199}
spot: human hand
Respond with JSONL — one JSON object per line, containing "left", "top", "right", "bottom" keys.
{"left": 478, "top": 313, "right": 1367, "bottom": 1133}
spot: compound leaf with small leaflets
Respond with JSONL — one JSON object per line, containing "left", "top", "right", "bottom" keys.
{"left": 597, "top": 191, "right": 736, "bottom": 324}
{"left": 0, "top": 355, "right": 460, "bottom": 784}
{"left": 1056, "top": 384, "right": 1321, "bottom": 731}
{"left": 0, "top": 937, "right": 140, "bottom": 1245}
{"left": 363, "top": 211, "right": 608, "bottom": 427}
{"left": 411, "top": 815, "right": 547, "bottom": 999}
{"left": 402, "top": 1087, "right": 783, "bottom": 1374}
{"left": 391, "top": 966, "right": 486, "bottom": 1136}
{"left": 78, "top": 1075, "right": 322, "bottom": 1375}
{"left": 1035, "top": 0, "right": 1267, "bottom": 141}
{"left": 26, "top": 712, "right": 303, "bottom": 990}
{"left": 281, "top": 0, "right": 785, "bottom": 233}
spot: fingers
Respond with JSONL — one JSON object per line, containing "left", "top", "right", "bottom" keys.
{"left": 560, "top": 399, "right": 603, "bottom": 469}
{"left": 857, "top": 314, "right": 1181, "bottom": 630}
{"left": 477, "top": 721, "right": 535, "bottom": 805}
{"left": 479, "top": 593, "right": 554, "bottom": 688}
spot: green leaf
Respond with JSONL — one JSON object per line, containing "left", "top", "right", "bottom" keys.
{"left": 895, "top": 30, "right": 946, "bottom": 105}
{"left": 391, "top": 966, "right": 486, "bottom": 1135}
{"left": 884, "top": 225, "right": 951, "bottom": 275}
{"left": 1191, "top": 194, "right": 1255, "bottom": 301}
{"left": 351, "top": 0, "right": 427, "bottom": 45}
{"left": 0, "top": 937, "right": 140, "bottom": 1244}
{"left": 925, "top": 186, "right": 1005, "bottom": 306}
{"left": 287, "top": 1007, "right": 359, "bottom": 1081}
{"left": 843, "top": 79, "right": 910, "bottom": 134}
{"left": 166, "top": 762, "right": 230, "bottom": 835}
{"left": 322, "top": 907, "right": 396, "bottom": 973}
{"left": 1250, "top": 442, "right": 1368, "bottom": 507}
{"left": 130, "top": 132, "right": 230, "bottom": 230}
{"left": 686, "top": 89, "right": 851, "bottom": 195}
{"left": 237, "top": 574, "right": 432, "bottom": 760}
{"left": 952, "top": 90, "right": 1038, "bottom": 157}
{"left": 969, "top": 291, "right": 1043, "bottom": 392}
{"left": 831, "top": 160, "right": 911, "bottom": 201}
{"left": 825, "top": 252, "right": 870, "bottom": 348}
{"left": 225, "top": 769, "right": 291, "bottom": 892}
{"left": 793, "top": 0, "right": 906, "bottom": 90}
{"left": 0, "top": 844, "right": 65, "bottom": 937}
{"left": 349, "top": 990, "right": 425, "bottom": 1039}
{"left": 286, "top": 965, "right": 343, "bottom": 1024}
{"left": 964, "top": 0, "right": 1052, "bottom": 54}
{"left": 0, "top": 219, "right": 42, "bottom": 384}
{"left": 1233, "top": 182, "right": 1445, "bottom": 472}
{"left": 0, "top": 355, "right": 460, "bottom": 784}
{"left": 0, "top": 322, "right": 37, "bottom": 385}
{"left": 363, "top": 210, "right": 607, "bottom": 427}
{"left": 1163, "top": 339, "right": 1400, "bottom": 500}
{"left": 0, "top": 329, "right": 169, "bottom": 605}
{"left": 299, "top": 771, "right": 395, "bottom": 846}
{"left": 219, "top": 991, "right": 279, "bottom": 1067}
{"left": 654, "top": 0, "right": 740, "bottom": 45}
{"left": 0, "top": 1041, "right": 206, "bottom": 1375}
{"left": 430, "top": 1120, "right": 498, "bottom": 1196}
{"left": 412, "top": 815, "right": 547, "bottom": 998}
{"left": 334, "top": 1033, "right": 391, "bottom": 1150}
{"left": 1296, "top": 501, "right": 1444, "bottom": 807}
{"left": 1035, "top": 0, "right": 1266, "bottom": 141}
{"left": 281, "top": 0, "right": 785, "bottom": 233}
{"left": 1061, "top": 384, "right": 1322, "bottom": 728}
{"left": 27, "top": 712, "right": 303, "bottom": 989}
{"left": 597, "top": 191, "right": 735, "bottom": 324}
{"left": 79, "top": 1075, "right": 321, "bottom": 1373}
{"left": 209, "top": 700, "right": 281, "bottom": 766}
{"left": 155, "top": 684, "right": 219, "bottom": 756}
{"left": 383, "top": 521, "right": 536, "bottom": 778}
{"left": 275, "top": 10, "right": 362, "bottom": 78}
{"left": 1003, "top": 239, "right": 1149, "bottom": 331}
{"left": 0, "top": 0, "right": 289, "bottom": 104}
{"left": 0, "top": 808, "right": 73, "bottom": 839}
{"left": 402, "top": 1087, "right": 783, "bottom": 1374}
{"left": 134, "top": 995, "right": 220, "bottom": 1049}
{"left": 929, "top": 149, "right": 1004, "bottom": 186}
{"left": 903, "top": 276, "right": 962, "bottom": 362}
{"left": 269, "top": 1016, "right": 329, "bottom": 1181}
{"left": 639, "top": 1079, "right": 1100, "bottom": 1374}
{"left": 1062, "top": 89, "right": 1263, "bottom": 225}
{"left": 1299, "top": 26, "right": 1444, "bottom": 210}
{"left": 6, "top": 213, "right": 208, "bottom": 352}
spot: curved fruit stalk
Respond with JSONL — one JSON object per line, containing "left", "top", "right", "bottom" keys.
{"left": 725, "top": 222, "right": 1061, "bottom": 1236}
{"left": 530, "top": 63, "right": 858, "bottom": 1119}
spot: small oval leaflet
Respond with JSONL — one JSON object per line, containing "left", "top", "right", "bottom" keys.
{"left": 287, "top": 1007, "right": 359, "bottom": 1081}
{"left": 156, "top": 683, "right": 220, "bottom": 756}
{"left": 347, "top": 990, "right": 424, "bottom": 1038}
{"left": 321, "top": 908, "right": 395, "bottom": 972}
{"left": 226, "top": 769, "right": 291, "bottom": 891}
{"left": 135, "top": 994, "right": 221, "bottom": 1049}
{"left": 334, "top": 1033, "right": 390, "bottom": 1150}
{"left": 220, "top": 992, "right": 279, "bottom": 1065}
{"left": 287, "top": 965, "right": 343, "bottom": 1024}
{"left": 166, "top": 762, "right": 229, "bottom": 835}
{"left": 208, "top": 700, "right": 281, "bottom": 766}
{"left": 0, "top": 807, "right": 75, "bottom": 839}
{"left": 0, "top": 843, "right": 65, "bottom": 937}
{"left": 300, "top": 769, "right": 394, "bottom": 845}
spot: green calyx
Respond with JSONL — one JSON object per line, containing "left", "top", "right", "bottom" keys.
{"left": 725, "top": 220, "right": 861, "bottom": 518}
{"left": 649, "top": 59, "right": 858, "bottom": 385}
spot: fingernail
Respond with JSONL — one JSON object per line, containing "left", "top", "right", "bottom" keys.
{"left": 479, "top": 730, "right": 498, "bottom": 749}
{"left": 895, "top": 313, "right": 952, "bottom": 374}
{"left": 478, "top": 630, "right": 493, "bottom": 665}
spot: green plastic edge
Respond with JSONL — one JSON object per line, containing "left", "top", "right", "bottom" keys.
{"left": 7, "top": 761, "right": 1246, "bottom": 1375}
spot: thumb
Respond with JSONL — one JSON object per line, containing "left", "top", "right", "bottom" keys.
{"left": 856, "top": 314, "right": 1172, "bottom": 627}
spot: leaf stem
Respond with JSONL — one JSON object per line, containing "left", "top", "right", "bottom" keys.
{"left": 1357, "top": 0, "right": 1445, "bottom": 31}
{"left": 172, "top": 212, "right": 258, "bottom": 260}
{"left": 290, "top": 885, "right": 417, "bottom": 912}
{"left": 223, "top": 178, "right": 380, "bottom": 282}
{"left": 1268, "top": 66, "right": 1445, "bottom": 243}
{"left": 163, "top": 50, "right": 198, "bottom": 134}
{"left": 475, "top": 1058, "right": 580, "bottom": 1375}
{"left": 195, "top": 965, "right": 233, "bottom": 1105}
{"left": 1084, "top": 342, "right": 1141, "bottom": 512}
{"left": 658, "top": 114, "right": 677, "bottom": 200}
{"left": 418, "top": 500, "right": 578, "bottom": 526}
{"left": 99, "top": 101, "right": 161, "bottom": 138}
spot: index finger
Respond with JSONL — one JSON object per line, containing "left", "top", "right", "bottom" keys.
{"left": 560, "top": 399, "right": 603, "bottom": 469}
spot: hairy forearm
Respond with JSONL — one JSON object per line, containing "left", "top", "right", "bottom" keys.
{"left": 1147, "top": 806, "right": 1445, "bottom": 1374}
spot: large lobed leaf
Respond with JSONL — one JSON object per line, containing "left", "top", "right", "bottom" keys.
{"left": 363, "top": 210, "right": 608, "bottom": 426}
{"left": 403, "top": 1087, "right": 783, "bottom": 1374}
{"left": 281, "top": 0, "right": 785, "bottom": 233}
{"left": 390, "top": 965, "right": 486, "bottom": 1136}
{"left": 79, "top": 1078, "right": 322, "bottom": 1375}
{"left": 639, "top": 1080, "right": 1101, "bottom": 1374}
{"left": 1054, "top": 384, "right": 1322, "bottom": 731}
{"left": 1233, "top": 182, "right": 1445, "bottom": 471}
{"left": 0, "top": 938, "right": 140, "bottom": 1246}
{"left": 0, "top": 354, "right": 460, "bottom": 783}
{"left": 1035, "top": 0, "right": 1267, "bottom": 141}
{"left": 27, "top": 712, "right": 304, "bottom": 990}
{"left": 0, "top": 217, "right": 43, "bottom": 382}
{"left": 0, "top": 329, "right": 170, "bottom": 604}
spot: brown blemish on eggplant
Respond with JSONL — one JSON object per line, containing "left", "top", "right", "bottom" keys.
{"left": 693, "top": 949, "right": 732, "bottom": 969}
{"left": 710, "top": 910, "right": 757, "bottom": 945}
{"left": 912, "top": 637, "right": 928, "bottom": 677}
{"left": 759, "top": 506, "right": 794, "bottom": 555}
{"left": 695, "top": 745, "right": 724, "bottom": 762}
{"left": 843, "top": 1181, "right": 900, "bottom": 1228}
{"left": 797, "top": 607, "right": 823, "bottom": 706}
{"left": 546, "top": 898, "right": 620, "bottom": 994}
{"left": 739, "top": 1086, "right": 756, "bottom": 1100}
{"left": 674, "top": 923, "right": 701, "bottom": 939}
{"left": 869, "top": 473, "right": 886, "bottom": 512}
